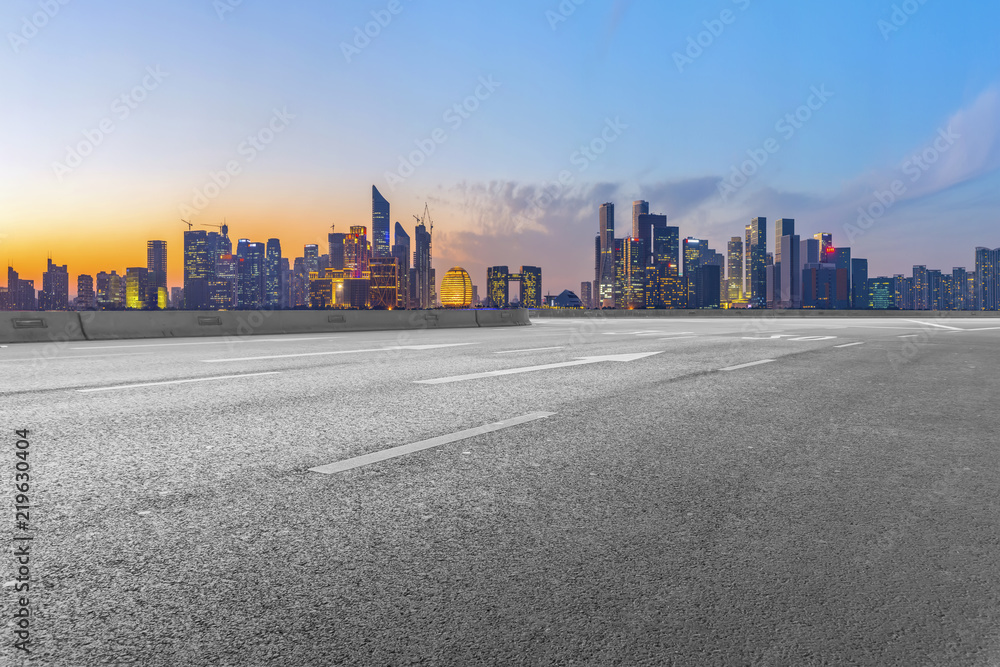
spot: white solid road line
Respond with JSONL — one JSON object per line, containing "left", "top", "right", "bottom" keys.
{"left": 719, "top": 359, "right": 776, "bottom": 372}
{"left": 309, "top": 411, "right": 556, "bottom": 474}
{"left": 494, "top": 346, "right": 565, "bottom": 354}
{"left": 203, "top": 343, "right": 475, "bottom": 363}
{"left": 834, "top": 342, "right": 865, "bottom": 348}
{"left": 77, "top": 372, "right": 280, "bottom": 393}
{"left": 416, "top": 352, "right": 662, "bottom": 385}
{"left": 657, "top": 336, "right": 696, "bottom": 341}
{"left": 904, "top": 319, "right": 964, "bottom": 331}
{"left": 898, "top": 334, "right": 919, "bottom": 338}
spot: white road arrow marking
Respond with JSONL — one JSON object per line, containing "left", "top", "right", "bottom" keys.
{"left": 415, "top": 351, "right": 663, "bottom": 385}
{"left": 203, "top": 343, "right": 475, "bottom": 363}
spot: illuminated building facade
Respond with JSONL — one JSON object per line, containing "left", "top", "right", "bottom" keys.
{"left": 868, "top": 277, "right": 895, "bottom": 309}
{"left": 125, "top": 267, "right": 149, "bottom": 310}
{"left": 75, "top": 274, "right": 95, "bottom": 310}
{"left": 976, "top": 247, "right": 999, "bottom": 311}
{"left": 727, "top": 237, "right": 744, "bottom": 302}
{"left": 146, "top": 241, "right": 167, "bottom": 300}
{"left": 40, "top": 259, "right": 69, "bottom": 311}
{"left": 412, "top": 223, "right": 432, "bottom": 309}
{"left": 265, "top": 239, "right": 282, "bottom": 309}
{"left": 749, "top": 217, "right": 767, "bottom": 308}
{"left": 598, "top": 203, "right": 615, "bottom": 308}
{"left": 440, "top": 267, "right": 473, "bottom": 308}
{"left": 237, "top": 242, "right": 265, "bottom": 309}
{"left": 487, "top": 266, "right": 509, "bottom": 308}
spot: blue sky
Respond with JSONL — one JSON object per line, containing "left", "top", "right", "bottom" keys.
{"left": 1, "top": 0, "right": 999, "bottom": 292}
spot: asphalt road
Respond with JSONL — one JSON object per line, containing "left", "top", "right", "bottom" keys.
{"left": 2, "top": 315, "right": 999, "bottom": 666}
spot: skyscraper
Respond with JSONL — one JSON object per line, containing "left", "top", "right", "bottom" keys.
{"left": 237, "top": 242, "right": 265, "bottom": 309}
{"left": 778, "top": 234, "right": 801, "bottom": 308}
{"left": 265, "top": 239, "right": 282, "bottom": 309}
{"left": 392, "top": 222, "right": 411, "bottom": 310}
{"left": 631, "top": 200, "right": 649, "bottom": 239}
{"left": 598, "top": 203, "right": 615, "bottom": 308}
{"left": 912, "top": 265, "right": 929, "bottom": 310}
{"left": 75, "top": 274, "right": 95, "bottom": 310}
{"left": 125, "top": 267, "right": 149, "bottom": 310}
{"left": 952, "top": 267, "right": 968, "bottom": 310}
{"left": 852, "top": 258, "right": 869, "bottom": 309}
{"left": 749, "top": 217, "right": 767, "bottom": 308}
{"left": 184, "top": 230, "right": 213, "bottom": 309}
{"left": 682, "top": 238, "right": 707, "bottom": 277}
{"left": 371, "top": 185, "right": 391, "bottom": 259}
{"left": 580, "top": 281, "right": 592, "bottom": 309}
{"left": 727, "top": 237, "right": 744, "bottom": 302}
{"left": 487, "top": 266, "right": 510, "bottom": 308}
{"left": 976, "top": 247, "right": 999, "bottom": 311}
{"left": 40, "top": 258, "right": 69, "bottom": 311}
{"left": 146, "top": 241, "right": 168, "bottom": 297}
{"left": 413, "top": 223, "right": 432, "bottom": 309}
{"left": 518, "top": 266, "right": 542, "bottom": 309}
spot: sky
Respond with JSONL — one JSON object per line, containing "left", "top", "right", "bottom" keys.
{"left": 1, "top": 0, "right": 999, "bottom": 295}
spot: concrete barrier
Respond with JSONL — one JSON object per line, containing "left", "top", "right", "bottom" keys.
{"left": 476, "top": 309, "right": 530, "bottom": 327}
{"left": 529, "top": 309, "right": 1000, "bottom": 319}
{"left": 0, "top": 312, "right": 87, "bottom": 344}
{"left": 0, "top": 308, "right": 512, "bottom": 344}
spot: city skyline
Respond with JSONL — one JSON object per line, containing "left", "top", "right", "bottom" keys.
{"left": 2, "top": 1, "right": 999, "bottom": 294}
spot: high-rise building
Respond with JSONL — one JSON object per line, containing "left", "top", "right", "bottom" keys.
{"left": 651, "top": 224, "right": 679, "bottom": 270}
{"left": 210, "top": 254, "right": 237, "bottom": 310}
{"left": 371, "top": 186, "right": 391, "bottom": 259}
{"left": 328, "top": 229, "right": 347, "bottom": 271}
{"left": 727, "top": 237, "right": 744, "bottom": 302}
{"left": 292, "top": 257, "right": 308, "bottom": 308}
{"left": 613, "top": 238, "right": 645, "bottom": 309}
{"left": 682, "top": 238, "right": 707, "bottom": 277}
{"left": 814, "top": 233, "right": 833, "bottom": 257}
{"left": 237, "top": 242, "right": 265, "bottom": 309}
{"left": 40, "top": 259, "right": 69, "bottom": 311}
{"left": 598, "top": 203, "right": 615, "bottom": 308}
{"left": 412, "top": 223, "right": 432, "bottom": 309}
{"left": 125, "top": 267, "right": 149, "bottom": 310}
{"left": 912, "top": 265, "right": 929, "bottom": 310}
{"left": 183, "top": 231, "right": 212, "bottom": 309}
{"left": 636, "top": 213, "right": 668, "bottom": 267}
{"left": 487, "top": 266, "right": 510, "bottom": 308}
{"left": 146, "top": 241, "right": 168, "bottom": 298}
{"left": 631, "top": 200, "right": 649, "bottom": 239}
{"left": 868, "top": 277, "right": 895, "bottom": 310}
{"left": 976, "top": 247, "right": 999, "bottom": 311}
{"left": 391, "top": 222, "right": 411, "bottom": 310}
{"left": 75, "top": 274, "right": 96, "bottom": 310}
{"left": 851, "top": 258, "right": 869, "bottom": 309}
{"left": 304, "top": 244, "right": 320, "bottom": 278}
{"left": 952, "top": 267, "right": 968, "bottom": 310}
{"left": 518, "top": 266, "right": 542, "bottom": 309}
{"left": 749, "top": 217, "right": 767, "bottom": 308}
{"left": 580, "top": 281, "right": 592, "bottom": 309}
{"left": 774, "top": 219, "right": 795, "bottom": 263}
{"left": 777, "top": 234, "right": 801, "bottom": 308}
{"left": 264, "top": 239, "right": 282, "bottom": 309}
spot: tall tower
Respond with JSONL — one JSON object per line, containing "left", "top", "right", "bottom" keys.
{"left": 392, "top": 222, "right": 411, "bottom": 309}
{"left": 727, "top": 237, "right": 743, "bottom": 301}
{"left": 749, "top": 217, "right": 767, "bottom": 308}
{"left": 146, "top": 241, "right": 168, "bottom": 293}
{"left": 371, "top": 185, "right": 391, "bottom": 259}
{"left": 598, "top": 203, "right": 615, "bottom": 308}
{"left": 631, "top": 200, "right": 649, "bottom": 239}
{"left": 265, "top": 239, "right": 282, "bottom": 309}
{"left": 413, "top": 223, "right": 432, "bottom": 309}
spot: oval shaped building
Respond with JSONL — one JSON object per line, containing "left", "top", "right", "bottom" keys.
{"left": 440, "top": 267, "right": 473, "bottom": 308}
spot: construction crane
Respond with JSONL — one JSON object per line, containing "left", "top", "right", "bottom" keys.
{"left": 414, "top": 202, "right": 433, "bottom": 265}
{"left": 181, "top": 219, "right": 193, "bottom": 231}
{"left": 200, "top": 221, "right": 229, "bottom": 236}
